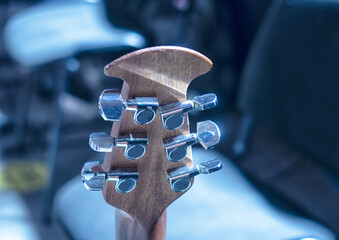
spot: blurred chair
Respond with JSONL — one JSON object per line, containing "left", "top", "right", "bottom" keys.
{"left": 233, "top": 0, "right": 339, "bottom": 236}
{"left": 55, "top": 149, "right": 335, "bottom": 240}
{"left": 3, "top": 0, "right": 145, "bottom": 220}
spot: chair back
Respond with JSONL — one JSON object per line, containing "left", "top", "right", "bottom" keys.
{"left": 237, "top": 0, "right": 339, "bottom": 171}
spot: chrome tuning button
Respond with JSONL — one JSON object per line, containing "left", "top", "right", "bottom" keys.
{"left": 98, "top": 89, "right": 158, "bottom": 125}
{"left": 168, "top": 159, "right": 222, "bottom": 192}
{"left": 159, "top": 93, "right": 218, "bottom": 130}
{"left": 163, "top": 120, "right": 220, "bottom": 162}
{"left": 81, "top": 161, "right": 138, "bottom": 193}
{"left": 89, "top": 132, "right": 148, "bottom": 160}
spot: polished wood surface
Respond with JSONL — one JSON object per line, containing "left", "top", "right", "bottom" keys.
{"left": 115, "top": 209, "right": 166, "bottom": 240}
{"left": 102, "top": 46, "right": 212, "bottom": 239}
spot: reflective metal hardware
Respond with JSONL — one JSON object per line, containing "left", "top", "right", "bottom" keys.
{"left": 159, "top": 93, "right": 218, "bottom": 130}
{"left": 89, "top": 132, "right": 148, "bottom": 160}
{"left": 168, "top": 159, "right": 222, "bottom": 192}
{"left": 81, "top": 161, "right": 138, "bottom": 193}
{"left": 163, "top": 120, "right": 220, "bottom": 162}
{"left": 98, "top": 89, "right": 158, "bottom": 125}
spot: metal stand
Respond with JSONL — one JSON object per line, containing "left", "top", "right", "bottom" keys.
{"left": 42, "top": 60, "right": 67, "bottom": 223}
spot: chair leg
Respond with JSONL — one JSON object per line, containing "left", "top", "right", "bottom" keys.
{"left": 13, "top": 68, "right": 32, "bottom": 148}
{"left": 232, "top": 114, "right": 254, "bottom": 160}
{"left": 42, "top": 60, "right": 68, "bottom": 223}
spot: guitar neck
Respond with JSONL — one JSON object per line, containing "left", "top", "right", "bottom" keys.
{"left": 115, "top": 209, "right": 166, "bottom": 240}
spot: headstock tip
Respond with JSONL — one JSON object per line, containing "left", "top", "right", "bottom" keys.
{"left": 103, "top": 46, "right": 213, "bottom": 87}
{"left": 103, "top": 61, "right": 116, "bottom": 77}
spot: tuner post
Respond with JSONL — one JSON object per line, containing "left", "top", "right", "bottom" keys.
{"left": 159, "top": 93, "right": 218, "bottom": 130}
{"left": 168, "top": 159, "right": 222, "bottom": 192}
{"left": 81, "top": 161, "right": 138, "bottom": 193}
{"left": 163, "top": 120, "right": 220, "bottom": 162}
{"left": 89, "top": 132, "right": 148, "bottom": 160}
{"left": 98, "top": 89, "right": 158, "bottom": 125}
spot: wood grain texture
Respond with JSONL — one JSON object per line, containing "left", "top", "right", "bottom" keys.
{"left": 115, "top": 209, "right": 166, "bottom": 240}
{"left": 102, "top": 46, "right": 212, "bottom": 239}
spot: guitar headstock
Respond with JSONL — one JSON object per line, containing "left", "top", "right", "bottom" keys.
{"left": 81, "top": 46, "right": 222, "bottom": 239}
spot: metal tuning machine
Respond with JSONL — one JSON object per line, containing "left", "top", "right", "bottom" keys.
{"left": 98, "top": 89, "right": 158, "bottom": 125}
{"left": 168, "top": 159, "right": 222, "bottom": 192}
{"left": 89, "top": 132, "right": 148, "bottom": 160}
{"left": 81, "top": 161, "right": 138, "bottom": 193}
{"left": 163, "top": 120, "right": 220, "bottom": 162}
{"left": 159, "top": 93, "right": 218, "bottom": 130}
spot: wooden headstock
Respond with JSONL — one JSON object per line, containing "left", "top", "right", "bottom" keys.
{"left": 83, "top": 46, "right": 216, "bottom": 240}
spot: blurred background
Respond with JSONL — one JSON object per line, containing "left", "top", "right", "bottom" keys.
{"left": 0, "top": 0, "right": 338, "bottom": 239}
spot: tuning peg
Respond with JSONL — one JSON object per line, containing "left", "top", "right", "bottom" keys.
{"left": 159, "top": 93, "right": 218, "bottom": 130}
{"left": 81, "top": 161, "right": 138, "bottom": 193}
{"left": 98, "top": 89, "right": 158, "bottom": 125}
{"left": 163, "top": 120, "right": 220, "bottom": 162}
{"left": 89, "top": 132, "right": 148, "bottom": 160}
{"left": 168, "top": 159, "right": 222, "bottom": 192}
